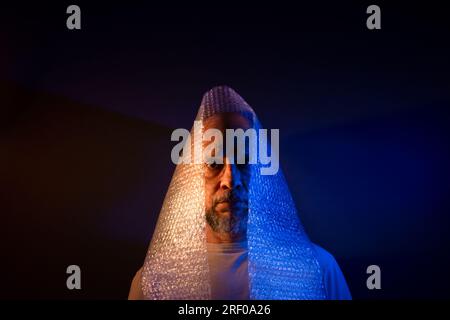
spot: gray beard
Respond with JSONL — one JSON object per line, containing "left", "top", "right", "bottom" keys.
{"left": 205, "top": 207, "right": 248, "bottom": 236}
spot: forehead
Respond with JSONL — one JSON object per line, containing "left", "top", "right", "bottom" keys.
{"left": 202, "top": 112, "right": 253, "bottom": 132}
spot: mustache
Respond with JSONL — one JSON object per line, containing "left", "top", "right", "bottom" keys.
{"left": 213, "top": 191, "right": 247, "bottom": 207}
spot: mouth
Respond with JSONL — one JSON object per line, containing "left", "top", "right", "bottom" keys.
{"left": 215, "top": 201, "right": 231, "bottom": 210}
{"left": 214, "top": 199, "right": 248, "bottom": 213}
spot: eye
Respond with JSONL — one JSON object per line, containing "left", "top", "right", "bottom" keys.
{"left": 205, "top": 159, "right": 222, "bottom": 170}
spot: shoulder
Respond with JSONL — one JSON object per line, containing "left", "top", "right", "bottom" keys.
{"left": 311, "top": 243, "right": 339, "bottom": 272}
{"left": 128, "top": 267, "right": 145, "bottom": 300}
{"left": 311, "top": 243, "right": 352, "bottom": 300}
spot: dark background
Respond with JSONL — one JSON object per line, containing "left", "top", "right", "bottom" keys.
{"left": 1, "top": 1, "right": 449, "bottom": 299}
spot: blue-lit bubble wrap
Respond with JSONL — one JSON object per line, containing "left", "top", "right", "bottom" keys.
{"left": 141, "top": 86, "right": 326, "bottom": 299}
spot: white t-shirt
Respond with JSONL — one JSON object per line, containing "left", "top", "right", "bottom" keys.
{"left": 206, "top": 241, "right": 352, "bottom": 300}
{"left": 129, "top": 242, "right": 352, "bottom": 300}
{"left": 206, "top": 240, "right": 249, "bottom": 300}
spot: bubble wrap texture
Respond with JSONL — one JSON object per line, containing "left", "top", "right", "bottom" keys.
{"left": 141, "top": 86, "right": 326, "bottom": 299}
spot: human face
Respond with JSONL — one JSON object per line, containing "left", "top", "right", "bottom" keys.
{"left": 203, "top": 113, "right": 252, "bottom": 243}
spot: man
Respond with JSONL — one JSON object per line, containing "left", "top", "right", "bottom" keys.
{"left": 129, "top": 86, "right": 351, "bottom": 300}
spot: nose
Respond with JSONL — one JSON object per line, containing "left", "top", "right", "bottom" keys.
{"left": 220, "top": 160, "right": 242, "bottom": 191}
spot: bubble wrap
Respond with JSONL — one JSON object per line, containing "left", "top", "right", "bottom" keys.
{"left": 141, "top": 86, "right": 326, "bottom": 299}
